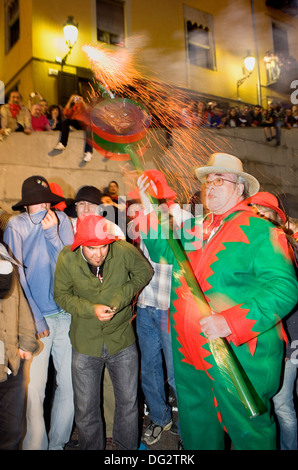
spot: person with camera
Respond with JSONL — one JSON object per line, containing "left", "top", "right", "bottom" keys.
{"left": 52, "top": 93, "right": 93, "bottom": 162}
{"left": 4, "top": 176, "right": 74, "bottom": 450}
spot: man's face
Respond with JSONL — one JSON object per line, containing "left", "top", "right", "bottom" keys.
{"left": 204, "top": 173, "right": 244, "bottom": 215}
{"left": 76, "top": 200, "right": 99, "bottom": 220}
{"left": 31, "top": 104, "right": 42, "bottom": 117}
{"left": 82, "top": 245, "right": 109, "bottom": 267}
{"left": 101, "top": 195, "right": 113, "bottom": 205}
{"left": 9, "top": 92, "right": 21, "bottom": 105}
{"left": 108, "top": 182, "right": 118, "bottom": 196}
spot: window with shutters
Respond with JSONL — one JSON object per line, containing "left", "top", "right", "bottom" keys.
{"left": 183, "top": 5, "right": 216, "bottom": 70}
{"left": 96, "top": 0, "right": 125, "bottom": 46}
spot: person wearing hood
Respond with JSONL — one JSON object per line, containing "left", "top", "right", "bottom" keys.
{"left": 69, "top": 185, "right": 125, "bottom": 449}
{"left": 249, "top": 191, "right": 298, "bottom": 450}
{"left": 3, "top": 176, "right": 74, "bottom": 450}
{"left": 54, "top": 214, "right": 153, "bottom": 450}
{"left": 135, "top": 153, "right": 298, "bottom": 450}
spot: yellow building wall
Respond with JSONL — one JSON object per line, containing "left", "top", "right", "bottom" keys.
{"left": 129, "top": 0, "right": 259, "bottom": 102}
{"left": 30, "top": 0, "right": 96, "bottom": 105}
{"left": 256, "top": 4, "right": 298, "bottom": 107}
{"left": 130, "top": 0, "right": 298, "bottom": 107}
{"left": 130, "top": 0, "right": 186, "bottom": 84}
{"left": 31, "top": 0, "right": 95, "bottom": 68}
{"left": 1, "top": 0, "right": 297, "bottom": 108}
{"left": 0, "top": 0, "right": 34, "bottom": 101}
{"left": 0, "top": 0, "right": 97, "bottom": 105}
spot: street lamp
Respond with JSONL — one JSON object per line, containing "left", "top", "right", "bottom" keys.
{"left": 237, "top": 52, "right": 255, "bottom": 100}
{"left": 56, "top": 16, "right": 79, "bottom": 67}
{"left": 63, "top": 16, "right": 79, "bottom": 49}
{"left": 244, "top": 54, "right": 255, "bottom": 74}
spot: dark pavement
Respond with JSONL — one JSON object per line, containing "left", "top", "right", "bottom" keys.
{"left": 65, "top": 405, "right": 181, "bottom": 451}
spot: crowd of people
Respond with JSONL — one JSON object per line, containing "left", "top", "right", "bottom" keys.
{"left": 179, "top": 99, "right": 298, "bottom": 146}
{"left": 0, "top": 152, "right": 297, "bottom": 451}
{"left": 0, "top": 90, "right": 60, "bottom": 136}
{"left": 1, "top": 90, "right": 297, "bottom": 157}
{"left": 0, "top": 90, "right": 93, "bottom": 163}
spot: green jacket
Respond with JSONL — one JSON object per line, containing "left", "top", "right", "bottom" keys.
{"left": 54, "top": 240, "right": 153, "bottom": 357}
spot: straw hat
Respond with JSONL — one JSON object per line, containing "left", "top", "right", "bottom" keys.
{"left": 195, "top": 153, "right": 259, "bottom": 196}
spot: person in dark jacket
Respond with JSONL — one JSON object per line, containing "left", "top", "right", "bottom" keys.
{"left": 246, "top": 104, "right": 263, "bottom": 127}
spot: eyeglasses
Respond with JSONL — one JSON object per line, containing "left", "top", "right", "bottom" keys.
{"left": 204, "top": 177, "right": 237, "bottom": 188}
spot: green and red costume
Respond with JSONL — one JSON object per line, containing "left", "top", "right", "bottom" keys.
{"left": 136, "top": 200, "right": 298, "bottom": 449}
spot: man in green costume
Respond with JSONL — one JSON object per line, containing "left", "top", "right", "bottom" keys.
{"left": 134, "top": 153, "right": 298, "bottom": 450}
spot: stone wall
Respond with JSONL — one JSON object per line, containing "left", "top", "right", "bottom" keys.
{"left": 0, "top": 126, "right": 297, "bottom": 216}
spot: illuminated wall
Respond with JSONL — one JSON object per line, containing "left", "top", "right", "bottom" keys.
{"left": 1, "top": 0, "right": 297, "bottom": 107}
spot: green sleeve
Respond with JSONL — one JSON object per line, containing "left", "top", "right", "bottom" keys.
{"left": 222, "top": 225, "right": 298, "bottom": 346}
{"left": 101, "top": 242, "right": 153, "bottom": 312}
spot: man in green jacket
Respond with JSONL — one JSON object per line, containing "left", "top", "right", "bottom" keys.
{"left": 54, "top": 214, "right": 153, "bottom": 450}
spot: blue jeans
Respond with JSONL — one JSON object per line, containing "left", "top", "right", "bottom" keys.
{"left": 273, "top": 359, "right": 298, "bottom": 450}
{"left": 72, "top": 342, "right": 139, "bottom": 450}
{"left": 22, "top": 313, "right": 74, "bottom": 450}
{"left": 137, "top": 306, "right": 176, "bottom": 426}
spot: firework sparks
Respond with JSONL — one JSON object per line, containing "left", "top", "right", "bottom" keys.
{"left": 81, "top": 40, "right": 265, "bottom": 418}
{"left": 82, "top": 43, "right": 143, "bottom": 94}
{"left": 82, "top": 38, "right": 226, "bottom": 202}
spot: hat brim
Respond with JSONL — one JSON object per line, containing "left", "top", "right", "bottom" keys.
{"left": 71, "top": 237, "right": 117, "bottom": 252}
{"left": 75, "top": 196, "right": 101, "bottom": 205}
{"left": 12, "top": 193, "right": 65, "bottom": 211}
{"left": 195, "top": 166, "right": 260, "bottom": 197}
